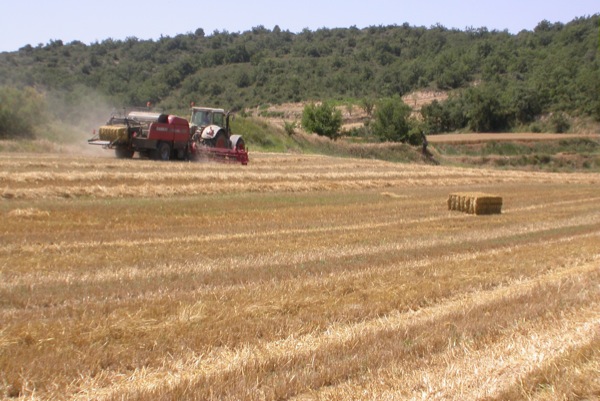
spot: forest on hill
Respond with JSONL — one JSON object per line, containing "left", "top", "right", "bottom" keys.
{"left": 0, "top": 15, "right": 598, "bottom": 140}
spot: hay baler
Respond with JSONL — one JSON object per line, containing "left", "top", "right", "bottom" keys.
{"left": 88, "top": 107, "right": 248, "bottom": 164}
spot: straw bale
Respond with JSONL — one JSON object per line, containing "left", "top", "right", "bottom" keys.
{"left": 448, "top": 192, "right": 502, "bottom": 215}
{"left": 99, "top": 125, "right": 128, "bottom": 142}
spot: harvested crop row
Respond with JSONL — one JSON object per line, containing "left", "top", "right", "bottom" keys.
{"left": 1, "top": 153, "right": 599, "bottom": 400}
{"left": 299, "top": 305, "right": 599, "bottom": 400}
{"left": 2, "top": 232, "right": 598, "bottom": 398}
{"left": 2, "top": 202, "right": 599, "bottom": 289}
{"left": 71, "top": 262, "right": 600, "bottom": 401}
{"left": 2, "top": 154, "right": 599, "bottom": 200}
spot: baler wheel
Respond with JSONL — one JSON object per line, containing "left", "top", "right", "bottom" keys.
{"left": 155, "top": 142, "right": 171, "bottom": 161}
{"left": 115, "top": 147, "right": 134, "bottom": 159}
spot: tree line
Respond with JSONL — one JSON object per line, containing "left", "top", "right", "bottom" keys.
{"left": 0, "top": 15, "right": 598, "bottom": 140}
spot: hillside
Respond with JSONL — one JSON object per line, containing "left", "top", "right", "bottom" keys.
{"left": 0, "top": 16, "right": 599, "bottom": 139}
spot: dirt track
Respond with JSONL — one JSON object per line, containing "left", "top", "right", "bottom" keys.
{"left": 428, "top": 132, "right": 600, "bottom": 143}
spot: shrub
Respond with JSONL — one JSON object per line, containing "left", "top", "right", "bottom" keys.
{"left": 0, "top": 86, "right": 48, "bottom": 139}
{"left": 421, "top": 97, "right": 468, "bottom": 134}
{"left": 301, "top": 102, "right": 342, "bottom": 140}
{"left": 464, "top": 84, "right": 513, "bottom": 132}
{"left": 284, "top": 121, "right": 297, "bottom": 136}
{"left": 372, "top": 96, "right": 412, "bottom": 142}
{"left": 550, "top": 112, "right": 570, "bottom": 133}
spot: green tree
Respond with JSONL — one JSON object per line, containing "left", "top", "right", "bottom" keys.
{"left": 301, "top": 102, "right": 342, "bottom": 140}
{"left": 421, "top": 98, "right": 467, "bottom": 134}
{"left": 511, "top": 86, "right": 543, "bottom": 125}
{"left": 372, "top": 96, "right": 412, "bottom": 142}
{"left": 0, "top": 86, "right": 47, "bottom": 139}
{"left": 463, "top": 84, "right": 512, "bottom": 132}
{"left": 1, "top": 16, "right": 599, "bottom": 121}
{"left": 360, "top": 98, "right": 375, "bottom": 117}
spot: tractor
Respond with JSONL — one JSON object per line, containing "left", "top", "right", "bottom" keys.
{"left": 88, "top": 106, "right": 248, "bottom": 164}
{"left": 189, "top": 106, "right": 246, "bottom": 155}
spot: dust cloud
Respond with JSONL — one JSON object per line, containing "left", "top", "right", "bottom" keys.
{"left": 41, "top": 86, "right": 119, "bottom": 156}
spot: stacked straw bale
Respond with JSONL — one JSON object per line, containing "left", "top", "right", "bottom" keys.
{"left": 448, "top": 192, "right": 502, "bottom": 215}
{"left": 98, "top": 125, "right": 128, "bottom": 142}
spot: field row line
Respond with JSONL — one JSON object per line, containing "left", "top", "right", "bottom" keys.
{"left": 3, "top": 228, "right": 598, "bottom": 324}
{"left": 0, "top": 179, "right": 493, "bottom": 200}
{"left": 294, "top": 307, "right": 599, "bottom": 400}
{"left": 3, "top": 194, "right": 600, "bottom": 256}
{"left": 146, "top": 237, "right": 600, "bottom": 336}
{"left": 73, "top": 259, "right": 600, "bottom": 400}
{"left": 503, "top": 195, "right": 600, "bottom": 213}
{"left": 1, "top": 156, "right": 597, "bottom": 179}
{"left": 0, "top": 180, "right": 439, "bottom": 199}
{"left": 5, "top": 213, "right": 456, "bottom": 252}
{"left": 4, "top": 174, "right": 600, "bottom": 200}
{"left": 2, "top": 208, "right": 599, "bottom": 291}
{"left": 0, "top": 168, "right": 497, "bottom": 183}
{"left": 3, "top": 211, "right": 599, "bottom": 293}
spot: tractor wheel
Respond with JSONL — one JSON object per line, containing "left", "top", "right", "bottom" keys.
{"left": 115, "top": 147, "right": 134, "bottom": 159}
{"left": 212, "top": 131, "right": 229, "bottom": 149}
{"left": 154, "top": 142, "right": 171, "bottom": 161}
{"left": 231, "top": 135, "right": 245, "bottom": 151}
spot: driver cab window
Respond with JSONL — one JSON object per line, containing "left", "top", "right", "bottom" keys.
{"left": 213, "top": 113, "right": 224, "bottom": 127}
{"left": 193, "top": 111, "right": 212, "bottom": 126}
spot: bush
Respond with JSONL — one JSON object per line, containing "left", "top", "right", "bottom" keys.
{"left": 464, "top": 84, "right": 513, "bottom": 132}
{"left": 550, "top": 112, "right": 570, "bottom": 133}
{"left": 284, "top": 120, "right": 297, "bottom": 136}
{"left": 529, "top": 122, "right": 542, "bottom": 133}
{"left": 372, "top": 96, "right": 412, "bottom": 142}
{"left": 301, "top": 102, "right": 342, "bottom": 140}
{"left": 421, "top": 97, "right": 467, "bottom": 133}
{"left": 0, "top": 86, "right": 48, "bottom": 139}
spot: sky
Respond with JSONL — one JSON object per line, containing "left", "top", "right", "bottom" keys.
{"left": 1, "top": 0, "right": 598, "bottom": 52}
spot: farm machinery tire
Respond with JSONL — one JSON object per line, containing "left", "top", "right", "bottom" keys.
{"left": 154, "top": 142, "right": 171, "bottom": 161}
{"left": 115, "top": 147, "right": 134, "bottom": 159}
{"left": 212, "top": 131, "right": 230, "bottom": 149}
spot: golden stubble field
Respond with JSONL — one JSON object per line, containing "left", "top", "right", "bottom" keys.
{"left": 1, "top": 152, "right": 599, "bottom": 400}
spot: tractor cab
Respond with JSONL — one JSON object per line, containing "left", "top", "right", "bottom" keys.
{"left": 190, "top": 107, "right": 226, "bottom": 130}
{"left": 189, "top": 106, "right": 234, "bottom": 149}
